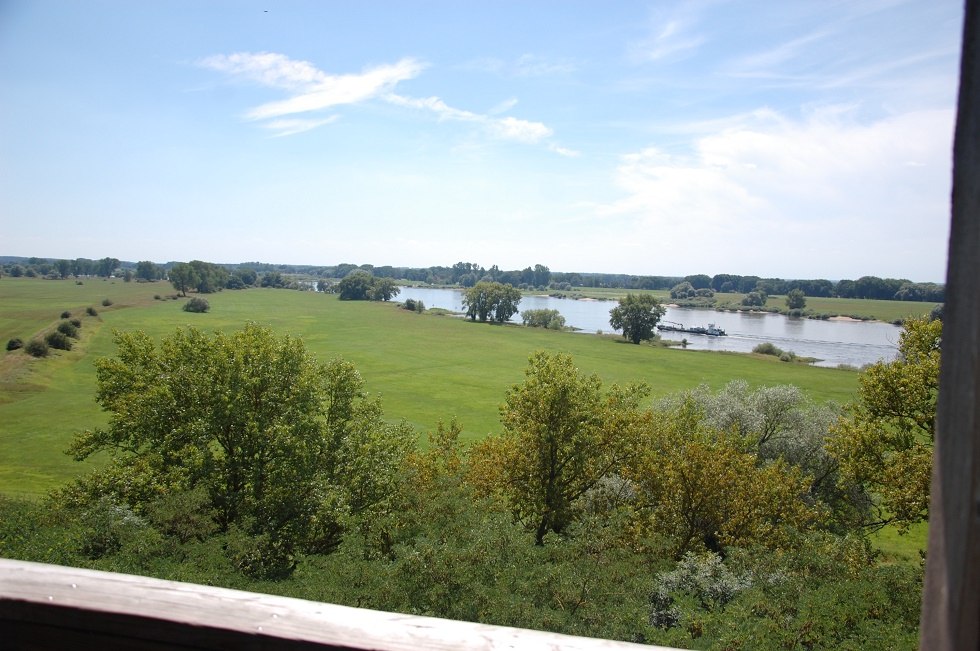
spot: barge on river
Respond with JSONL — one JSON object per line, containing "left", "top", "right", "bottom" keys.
{"left": 657, "top": 321, "right": 727, "bottom": 337}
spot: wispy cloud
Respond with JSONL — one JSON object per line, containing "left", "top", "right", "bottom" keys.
{"left": 384, "top": 93, "right": 555, "bottom": 145}
{"left": 201, "top": 51, "right": 570, "bottom": 151}
{"left": 199, "top": 52, "right": 424, "bottom": 135}
{"left": 629, "top": 1, "right": 709, "bottom": 64}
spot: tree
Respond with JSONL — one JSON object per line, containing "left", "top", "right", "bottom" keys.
{"left": 521, "top": 309, "right": 566, "bottom": 330}
{"left": 462, "top": 281, "right": 522, "bottom": 323}
{"left": 785, "top": 288, "right": 806, "bottom": 310}
{"left": 828, "top": 316, "right": 940, "bottom": 531}
{"left": 368, "top": 277, "right": 400, "bottom": 301}
{"left": 337, "top": 270, "right": 375, "bottom": 300}
{"left": 472, "top": 352, "right": 650, "bottom": 544}
{"left": 63, "top": 325, "right": 415, "bottom": 575}
{"left": 741, "top": 290, "right": 767, "bottom": 307}
{"left": 97, "top": 257, "right": 120, "bottom": 278}
{"left": 135, "top": 261, "right": 160, "bottom": 281}
{"left": 55, "top": 259, "right": 72, "bottom": 279}
{"left": 609, "top": 293, "right": 665, "bottom": 344}
{"left": 168, "top": 262, "right": 198, "bottom": 296}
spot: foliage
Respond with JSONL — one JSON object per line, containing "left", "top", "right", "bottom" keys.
{"left": 6, "top": 338, "right": 23, "bottom": 351}
{"left": 168, "top": 262, "right": 197, "bottom": 296}
{"left": 182, "top": 297, "right": 210, "bottom": 313}
{"left": 45, "top": 330, "right": 72, "bottom": 351}
{"left": 786, "top": 288, "right": 807, "bottom": 310}
{"left": 60, "top": 310, "right": 71, "bottom": 319}
{"left": 472, "top": 351, "right": 650, "bottom": 544}
{"left": 608, "top": 293, "right": 666, "bottom": 344}
{"left": 337, "top": 270, "right": 400, "bottom": 301}
{"left": 403, "top": 298, "right": 425, "bottom": 313}
{"left": 86, "top": 306, "right": 98, "bottom": 316}
{"left": 101, "top": 298, "right": 113, "bottom": 307}
{"left": 828, "top": 316, "right": 940, "bottom": 531}
{"left": 25, "top": 338, "right": 49, "bottom": 357}
{"left": 57, "top": 320, "right": 80, "bottom": 338}
{"left": 62, "top": 324, "right": 415, "bottom": 576}
{"left": 462, "top": 281, "right": 522, "bottom": 323}
{"left": 521, "top": 308, "right": 566, "bottom": 330}
{"left": 741, "top": 290, "right": 768, "bottom": 307}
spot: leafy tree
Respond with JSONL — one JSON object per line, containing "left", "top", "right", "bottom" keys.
{"left": 828, "top": 316, "right": 940, "bottom": 531}
{"left": 63, "top": 325, "right": 414, "bottom": 575}
{"left": 135, "top": 261, "right": 160, "bottom": 281}
{"left": 462, "top": 281, "right": 522, "bottom": 323}
{"left": 168, "top": 262, "right": 198, "bottom": 297}
{"left": 625, "top": 396, "right": 820, "bottom": 556}
{"left": 785, "top": 288, "right": 806, "bottom": 310}
{"left": 55, "top": 259, "right": 72, "bottom": 279}
{"left": 368, "top": 277, "right": 400, "bottom": 301}
{"left": 188, "top": 260, "right": 228, "bottom": 293}
{"left": 741, "top": 290, "right": 768, "bottom": 307}
{"left": 670, "top": 282, "right": 695, "bottom": 299}
{"left": 97, "top": 257, "right": 120, "bottom": 278}
{"left": 337, "top": 270, "right": 375, "bottom": 300}
{"left": 471, "top": 352, "right": 650, "bottom": 544}
{"left": 521, "top": 309, "right": 566, "bottom": 330}
{"left": 608, "top": 293, "right": 665, "bottom": 344}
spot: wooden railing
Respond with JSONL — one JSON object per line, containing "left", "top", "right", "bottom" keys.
{"left": 0, "top": 558, "right": 672, "bottom": 650}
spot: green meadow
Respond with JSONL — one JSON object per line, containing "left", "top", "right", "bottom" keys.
{"left": 2, "top": 277, "right": 864, "bottom": 499}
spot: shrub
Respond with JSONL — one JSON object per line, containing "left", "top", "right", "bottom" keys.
{"left": 45, "top": 331, "right": 72, "bottom": 351}
{"left": 60, "top": 310, "right": 71, "bottom": 319}
{"left": 101, "top": 298, "right": 113, "bottom": 307}
{"left": 25, "top": 339, "right": 49, "bottom": 357}
{"left": 6, "top": 338, "right": 24, "bottom": 351}
{"left": 153, "top": 294, "right": 162, "bottom": 301}
{"left": 57, "top": 321, "right": 80, "bottom": 339}
{"left": 752, "top": 342, "right": 784, "bottom": 357}
{"left": 183, "top": 297, "right": 210, "bottom": 313}
{"left": 70, "top": 318, "right": 82, "bottom": 328}
{"left": 86, "top": 307, "right": 98, "bottom": 316}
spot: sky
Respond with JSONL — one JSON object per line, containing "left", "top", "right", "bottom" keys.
{"left": 0, "top": 1, "right": 963, "bottom": 282}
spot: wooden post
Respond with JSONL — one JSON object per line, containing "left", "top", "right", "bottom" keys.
{"left": 920, "top": 1, "right": 980, "bottom": 648}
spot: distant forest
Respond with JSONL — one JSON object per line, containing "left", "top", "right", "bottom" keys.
{"left": 0, "top": 256, "right": 945, "bottom": 303}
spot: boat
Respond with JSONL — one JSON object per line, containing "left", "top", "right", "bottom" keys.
{"left": 657, "top": 321, "right": 727, "bottom": 336}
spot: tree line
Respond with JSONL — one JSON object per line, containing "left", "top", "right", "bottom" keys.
{"left": 0, "top": 316, "right": 939, "bottom": 648}
{"left": 2, "top": 256, "right": 944, "bottom": 303}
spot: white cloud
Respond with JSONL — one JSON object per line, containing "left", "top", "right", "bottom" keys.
{"left": 261, "top": 116, "right": 340, "bottom": 137}
{"left": 599, "top": 107, "right": 954, "bottom": 279}
{"left": 199, "top": 52, "right": 424, "bottom": 135}
{"left": 201, "top": 52, "right": 565, "bottom": 149}
{"left": 384, "top": 93, "right": 556, "bottom": 146}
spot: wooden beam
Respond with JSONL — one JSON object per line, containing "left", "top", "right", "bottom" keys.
{"left": 920, "top": 1, "right": 980, "bottom": 648}
{"left": 0, "top": 559, "right": 670, "bottom": 651}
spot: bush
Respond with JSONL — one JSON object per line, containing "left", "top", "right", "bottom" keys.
{"left": 183, "top": 297, "right": 210, "bottom": 313}
{"left": 101, "top": 298, "right": 113, "bottom": 307}
{"left": 752, "top": 342, "right": 784, "bottom": 357}
{"left": 153, "top": 294, "right": 162, "bottom": 301}
{"left": 60, "top": 310, "right": 71, "bottom": 319}
{"left": 86, "top": 307, "right": 98, "bottom": 316}
{"left": 25, "top": 339, "right": 49, "bottom": 357}
{"left": 57, "top": 321, "right": 80, "bottom": 339}
{"left": 70, "top": 318, "right": 82, "bottom": 328}
{"left": 6, "top": 338, "right": 24, "bottom": 351}
{"left": 45, "top": 331, "right": 72, "bottom": 351}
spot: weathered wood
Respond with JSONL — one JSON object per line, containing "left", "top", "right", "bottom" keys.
{"left": 919, "top": 1, "right": 980, "bottom": 649}
{"left": 0, "top": 558, "right": 670, "bottom": 651}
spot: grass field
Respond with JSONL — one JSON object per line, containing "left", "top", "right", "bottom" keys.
{"left": 2, "top": 276, "right": 865, "bottom": 499}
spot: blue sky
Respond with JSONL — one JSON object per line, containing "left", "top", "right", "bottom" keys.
{"left": 0, "top": 1, "right": 962, "bottom": 281}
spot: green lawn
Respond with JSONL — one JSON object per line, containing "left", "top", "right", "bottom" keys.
{"left": 3, "top": 278, "right": 860, "bottom": 498}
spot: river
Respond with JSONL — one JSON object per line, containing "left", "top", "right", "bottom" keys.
{"left": 396, "top": 286, "right": 901, "bottom": 368}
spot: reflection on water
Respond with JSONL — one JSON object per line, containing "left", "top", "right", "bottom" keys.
{"left": 396, "top": 286, "right": 901, "bottom": 368}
